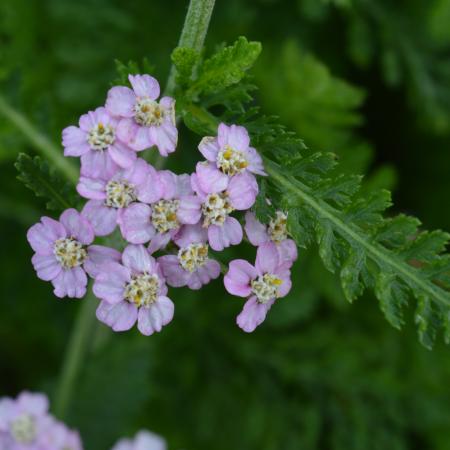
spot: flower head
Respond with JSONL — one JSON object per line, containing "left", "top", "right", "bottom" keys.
{"left": 245, "top": 211, "right": 298, "bottom": 268}
{"left": 78, "top": 158, "right": 160, "bottom": 237}
{"left": 106, "top": 74, "right": 177, "bottom": 156}
{"left": 224, "top": 242, "right": 292, "bottom": 332}
{"left": 27, "top": 209, "right": 117, "bottom": 298}
{"left": 63, "top": 107, "right": 137, "bottom": 179}
{"left": 111, "top": 430, "right": 166, "bottom": 450}
{"left": 118, "top": 170, "right": 199, "bottom": 252}
{"left": 158, "top": 224, "right": 221, "bottom": 290}
{"left": 93, "top": 245, "right": 174, "bottom": 336}
{"left": 196, "top": 123, "right": 266, "bottom": 192}
{"left": 188, "top": 169, "right": 259, "bottom": 251}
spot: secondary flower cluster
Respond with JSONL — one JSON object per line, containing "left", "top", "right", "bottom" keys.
{"left": 0, "top": 392, "right": 82, "bottom": 450}
{"left": 0, "top": 391, "right": 167, "bottom": 450}
{"left": 26, "top": 74, "right": 298, "bottom": 334}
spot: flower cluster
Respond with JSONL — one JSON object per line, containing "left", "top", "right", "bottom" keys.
{"left": 27, "top": 74, "right": 298, "bottom": 334}
{"left": 0, "top": 392, "right": 82, "bottom": 450}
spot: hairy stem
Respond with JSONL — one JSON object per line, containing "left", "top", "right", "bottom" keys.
{"left": 0, "top": 95, "right": 78, "bottom": 184}
{"left": 53, "top": 291, "right": 98, "bottom": 419}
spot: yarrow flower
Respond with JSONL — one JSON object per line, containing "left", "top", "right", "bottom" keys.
{"left": 94, "top": 244, "right": 174, "bottom": 335}
{"left": 245, "top": 211, "right": 298, "bottom": 267}
{"left": 111, "top": 430, "right": 166, "bottom": 450}
{"left": 27, "top": 209, "right": 118, "bottom": 298}
{"left": 0, "top": 391, "right": 82, "bottom": 450}
{"left": 63, "top": 106, "right": 137, "bottom": 179}
{"left": 106, "top": 74, "right": 177, "bottom": 156}
{"left": 26, "top": 71, "right": 299, "bottom": 334}
{"left": 224, "top": 242, "right": 292, "bottom": 332}
{"left": 158, "top": 223, "right": 221, "bottom": 290}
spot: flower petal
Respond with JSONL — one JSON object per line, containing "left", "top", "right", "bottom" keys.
{"left": 52, "top": 267, "right": 87, "bottom": 299}
{"left": 136, "top": 164, "right": 163, "bottom": 203}
{"left": 173, "top": 223, "right": 207, "bottom": 247}
{"left": 148, "top": 122, "right": 178, "bottom": 156}
{"left": 122, "top": 244, "right": 155, "bottom": 274}
{"left": 59, "top": 209, "right": 94, "bottom": 244}
{"left": 77, "top": 177, "right": 106, "bottom": 200}
{"left": 93, "top": 262, "right": 130, "bottom": 303}
{"left": 81, "top": 150, "right": 119, "bottom": 179}
{"left": 177, "top": 195, "right": 202, "bottom": 225}
{"left": 118, "top": 203, "right": 155, "bottom": 244}
{"left": 236, "top": 296, "right": 273, "bottom": 333}
{"left": 227, "top": 172, "right": 258, "bottom": 210}
{"left": 85, "top": 245, "right": 121, "bottom": 278}
{"left": 198, "top": 136, "right": 220, "bottom": 161}
{"left": 31, "top": 253, "right": 61, "bottom": 281}
{"left": 255, "top": 242, "right": 280, "bottom": 275}
{"left": 134, "top": 431, "right": 167, "bottom": 450}
{"left": 224, "top": 259, "right": 257, "bottom": 297}
{"left": 108, "top": 140, "right": 137, "bottom": 169}
{"left": 62, "top": 126, "right": 89, "bottom": 156}
{"left": 129, "top": 74, "right": 160, "bottom": 99}
{"left": 158, "top": 255, "right": 189, "bottom": 288}
{"left": 195, "top": 162, "right": 229, "bottom": 194}
{"left": 277, "top": 239, "right": 298, "bottom": 268}
{"left": 217, "top": 123, "right": 250, "bottom": 152}
{"left": 27, "top": 218, "right": 66, "bottom": 255}
{"left": 245, "top": 146, "right": 266, "bottom": 176}
{"left": 137, "top": 296, "right": 174, "bottom": 336}
{"left": 96, "top": 300, "right": 138, "bottom": 332}
{"left": 81, "top": 200, "right": 118, "bottom": 236}
{"left": 106, "top": 86, "right": 136, "bottom": 117}
{"left": 208, "top": 217, "right": 243, "bottom": 251}
{"left": 244, "top": 211, "right": 269, "bottom": 246}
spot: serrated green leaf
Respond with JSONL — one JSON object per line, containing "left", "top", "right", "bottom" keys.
{"left": 400, "top": 230, "right": 450, "bottom": 263}
{"left": 15, "top": 153, "right": 78, "bottom": 212}
{"left": 340, "top": 248, "right": 365, "bottom": 302}
{"left": 253, "top": 179, "right": 272, "bottom": 223}
{"left": 171, "top": 46, "right": 200, "bottom": 89}
{"left": 415, "top": 295, "right": 441, "bottom": 349}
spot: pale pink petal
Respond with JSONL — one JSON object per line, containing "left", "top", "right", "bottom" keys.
{"left": 159, "top": 96, "right": 176, "bottom": 124}
{"left": 118, "top": 203, "right": 155, "bottom": 244}
{"left": 173, "top": 223, "right": 207, "bottom": 247}
{"left": 85, "top": 245, "right": 121, "bottom": 278}
{"left": 195, "top": 162, "right": 229, "bottom": 194}
{"left": 52, "top": 267, "right": 87, "bottom": 298}
{"left": 108, "top": 141, "right": 137, "bottom": 169}
{"left": 123, "top": 158, "right": 150, "bottom": 187}
{"left": 198, "top": 136, "right": 220, "bottom": 161}
{"left": 134, "top": 431, "right": 167, "bottom": 450}
{"left": 77, "top": 177, "right": 106, "bottom": 200}
{"left": 116, "top": 118, "right": 141, "bottom": 148}
{"left": 255, "top": 242, "right": 280, "bottom": 275}
{"left": 17, "top": 392, "right": 49, "bottom": 416}
{"left": 129, "top": 74, "right": 160, "bottom": 99}
{"left": 244, "top": 211, "right": 269, "bottom": 246}
{"left": 275, "top": 266, "right": 292, "bottom": 298}
{"left": 191, "top": 259, "right": 220, "bottom": 289}
{"left": 59, "top": 208, "right": 94, "bottom": 244}
{"left": 158, "top": 170, "right": 178, "bottom": 199}
{"left": 92, "top": 106, "right": 116, "bottom": 126}
{"left": 245, "top": 146, "right": 266, "bottom": 176}
{"left": 137, "top": 296, "right": 174, "bottom": 336}
{"left": 106, "top": 86, "right": 136, "bottom": 117}
{"left": 147, "top": 232, "right": 173, "bottom": 254}
{"left": 277, "top": 239, "right": 298, "bottom": 268}
{"left": 80, "top": 150, "right": 119, "bottom": 179}
{"left": 122, "top": 244, "right": 155, "bottom": 274}
{"left": 217, "top": 123, "right": 250, "bottom": 152}
{"left": 136, "top": 164, "right": 162, "bottom": 203}
{"left": 175, "top": 173, "right": 193, "bottom": 197}
{"left": 93, "top": 262, "right": 130, "bottom": 303}
{"left": 27, "top": 218, "right": 66, "bottom": 255}
{"left": 96, "top": 300, "right": 138, "bottom": 332}
{"left": 177, "top": 195, "right": 202, "bottom": 225}
{"left": 208, "top": 217, "right": 243, "bottom": 251}
{"left": 62, "top": 126, "right": 89, "bottom": 156}
{"left": 190, "top": 172, "right": 207, "bottom": 199}
{"left": 224, "top": 259, "right": 257, "bottom": 297}
{"left": 148, "top": 122, "right": 177, "bottom": 156}
{"left": 158, "top": 255, "right": 189, "bottom": 288}
{"left": 31, "top": 254, "right": 61, "bottom": 281}
{"left": 79, "top": 110, "right": 97, "bottom": 131}
{"left": 81, "top": 200, "right": 118, "bottom": 236}
{"left": 128, "top": 125, "right": 153, "bottom": 151}
{"left": 227, "top": 172, "right": 258, "bottom": 210}
{"left": 236, "top": 296, "right": 273, "bottom": 333}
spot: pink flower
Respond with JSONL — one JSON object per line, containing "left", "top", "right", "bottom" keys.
{"left": 245, "top": 211, "right": 298, "bottom": 268}
{"left": 79, "top": 158, "right": 160, "bottom": 237}
{"left": 27, "top": 209, "right": 117, "bottom": 299}
{"left": 0, "top": 391, "right": 82, "bottom": 450}
{"left": 63, "top": 107, "right": 137, "bottom": 179}
{"left": 158, "top": 224, "right": 221, "bottom": 290}
{"left": 188, "top": 170, "right": 259, "bottom": 251}
{"left": 106, "top": 74, "right": 177, "bottom": 156}
{"left": 118, "top": 170, "right": 199, "bottom": 252}
{"left": 93, "top": 245, "right": 174, "bottom": 336}
{"left": 196, "top": 123, "right": 266, "bottom": 192}
{"left": 224, "top": 242, "right": 292, "bottom": 332}
{"left": 111, "top": 430, "right": 166, "bottom": 450}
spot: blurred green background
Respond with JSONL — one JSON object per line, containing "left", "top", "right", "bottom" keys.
{"left": 1, "top": 0, "right": 450, "bottom": 449}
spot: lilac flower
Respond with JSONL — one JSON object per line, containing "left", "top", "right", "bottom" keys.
{"left": 158, "top": 223, "right": 221, "bottom": 290}
{"left": 27, "top": 209, "right": 117, "bottom": 299}
{"left": 63, "top": 107, "right": 137, "bottom": 179}
{"left": 0, "top": 391, "right": 82, "bottom": 450}
{"left": 111, "top": 430, "right": 166, "bottom": 450}
{"left": 188, "top": 170, "right": 258, "bottom": 251}
{"left": 245, "top": 211, "right": 298, "bottom": 268}
{"left": 119, "top": 170, "right": 199, "bottom": 252}
{"left": 106, "top": 74, "right": 177, "bottom": 156}
{"left": 79, "top": 158, "right": 160, "bottom": 237}
{"left": 224, "top": 242, "right": 292, "bottom": 332}
{"left": 94, "top": 244, "right": 174, "bottom": 336}
{"left": 196, "top": 123, "right": 266, "bottom": 192}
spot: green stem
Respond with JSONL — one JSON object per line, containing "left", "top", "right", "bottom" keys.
{"left": 53, "top": 291, "right": 98, "bottom": 420}
{"left": 0, "top": 95, "right": 78, "bottom": 184}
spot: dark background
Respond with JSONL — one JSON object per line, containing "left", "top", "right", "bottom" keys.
{"left": 1, "top": 0, "right": 450, "bottom": 449}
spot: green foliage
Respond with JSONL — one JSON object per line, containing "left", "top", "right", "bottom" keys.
{"left": 112, "top": 58, "right": 155, "bottom": 86}
{"left": 15, "top": 153, "right": 78, "bottom": 212}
